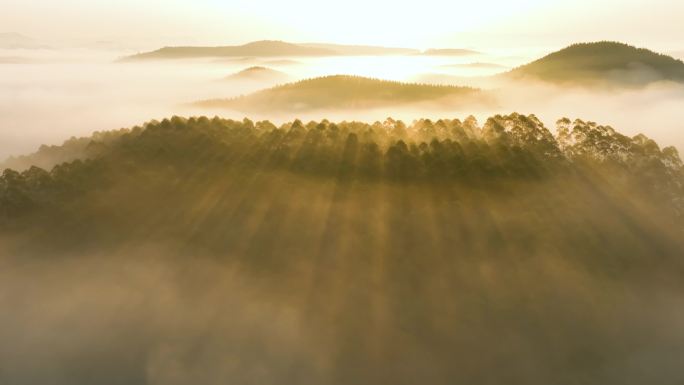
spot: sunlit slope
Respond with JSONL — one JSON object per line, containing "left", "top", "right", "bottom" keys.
{"left": 196, "top": 75, "right": 487, "bottom": 112}
{"left": 2, "top": 114, "right": 684, "bottom": 384}
{"left": 507, "top": 41, "right": 684, "bottom": 86}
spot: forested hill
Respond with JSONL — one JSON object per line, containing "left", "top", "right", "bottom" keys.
{"left": 196, "top": 75, "right": 487, "bottom": 112}
{"left": 3, "top": 114, "right": 682, "bottom": 186}
{"left": 507, "top": 41, "right": 684, "bottom": 86}
{"left": 2, "top": 114, "right": 683, "bottom": 230}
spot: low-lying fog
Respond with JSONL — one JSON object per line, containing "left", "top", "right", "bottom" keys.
{"left": 2, "top": 47, "right": 684, "bottom": 160}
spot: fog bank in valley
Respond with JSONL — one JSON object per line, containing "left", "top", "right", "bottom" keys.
{"left": 2, "top": 47, "right": 684, "bottom": 164}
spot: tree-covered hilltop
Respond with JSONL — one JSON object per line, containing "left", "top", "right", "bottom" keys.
{"left": 2, "top": 114, "right": 684, "bottom": 384}
{"left": 3, "top": 113, "right": 682, "bottom": 192}
{"left": 507, "top": 41, "right": 684, "bottom": 86}
{"left": 196, "top": 75, "right": 487, "bottom": 112}
{"left": 2, "top": 113, "right": 683, "bottom": 227}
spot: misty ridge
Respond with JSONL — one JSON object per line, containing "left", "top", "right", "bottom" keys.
{"left": 188, "top": 42, "right": 684, "bottom": 141}
{"left": 121, "top": 40, "right": 482, "bottom": 61}
{"left": 4, "top": 39, "right": 684, "bottom": 158}
{"left": 127, "top": 40, "right": 684, "bottom": 88}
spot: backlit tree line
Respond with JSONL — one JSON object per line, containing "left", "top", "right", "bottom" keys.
{"left": 2, "top": 113, "right": 683, "bottom": 219}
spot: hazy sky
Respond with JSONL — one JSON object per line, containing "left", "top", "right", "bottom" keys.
{"left": 3, "top": 0, "right": 684, "bottom": 50}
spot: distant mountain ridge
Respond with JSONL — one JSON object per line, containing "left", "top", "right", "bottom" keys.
{"left": 122, "top": 41, "right": 333, "bottom": 60}
{"left": 507, "top": 41, "right": 684, "bottom": 86}
{"left": 122, "top": 40, "right": 484, "bottom": 60}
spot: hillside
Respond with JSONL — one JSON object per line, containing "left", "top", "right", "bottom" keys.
{"left": 507, "top": 41, "right": 684, "bottom": 86}
{"left": 224, "top": 66, "right": 290, "bottom": 82}
{"left": 196, "top": 75, "right": 486, "bottom": 112}
{"left": 2, "top": 114, "right": 684, "bottom": 384}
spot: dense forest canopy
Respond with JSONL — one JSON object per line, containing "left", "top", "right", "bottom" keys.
{"left": 2, "top": 113, "right": 683, "bottom": 229}
{"left": 196, "top": 75, "right": 487, "bottom": 112}
{"left": 507, "top": 41, "right": 684, "bottom": 86}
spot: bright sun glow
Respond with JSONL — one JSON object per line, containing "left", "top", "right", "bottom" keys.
{"left": 2, "top": 0, "right": 684, "bottom": 50}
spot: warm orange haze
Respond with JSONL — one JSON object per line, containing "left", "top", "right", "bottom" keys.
{"left": 1, "top": 1, "right": 684, "bottom": 385}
